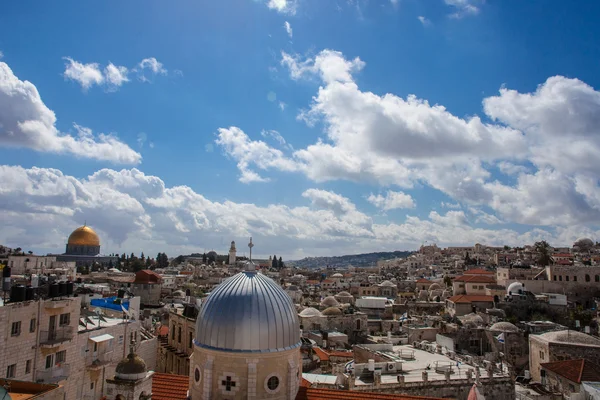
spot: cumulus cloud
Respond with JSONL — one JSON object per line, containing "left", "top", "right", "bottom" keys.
{"left": 267, "top": 0, "right": 297, "bottom": 15}
{"left": 284, "top": 21, "right": 293, "bottom": 38}
{"left": 212, "top": 48, "right": 600, "bottom": 234}
{"left": 367, "top": 190, "right": 415, "bottom": 210}
{"left": 1, "top": 164, "right": 572, "bottom": 258}
{"left": 0, "top": 61, "right": 141, "bottom": 164}
{"left": 63, "top": 57, "right": 104, "bottom": 90}
{"left": 64, "top": 57, "right": 168, "bottom": 90}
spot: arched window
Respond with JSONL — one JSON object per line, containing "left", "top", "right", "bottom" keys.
{"left": 356, "top": 319, "right": 361, "bottom": 330}
{"left": 586, "top": 274, "right": 591, "bottom": 282}
{"left": 596, "top": 275, "right": 599, "bottom": 282}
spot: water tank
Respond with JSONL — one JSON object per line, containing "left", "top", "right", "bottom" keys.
{"left": 25, "top": 286, "right": 34, "bottom": 301}
{"left": 31, "top": 274, "right": 39, "bottom": 288}
{"left": 10, "top": 285, "right": 26, "bottom": 302}
{"left": 49, "top": 283, "right": 59, "bottom": 298}
{"left": 66, "top": 281, "right": 74, "bottom": 296}
{"left": 524, "top": 370, "right": 531, "bottom": 379}
{"left": 58, "top": 281, "right": 67, "bottom": 297}
{"left": 368, "top": 359, "right": 375, "bottom": 372}
{"left": 2, "top": 266, "right": 11, "bottom": 292}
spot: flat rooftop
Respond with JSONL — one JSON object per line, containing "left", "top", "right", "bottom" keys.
{"left": 355, "top": 344, "right": 509, "bottom": 386}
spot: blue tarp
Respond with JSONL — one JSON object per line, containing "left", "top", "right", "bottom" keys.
{"left": 90, "top": 296, "right": 129, "bottom": 311}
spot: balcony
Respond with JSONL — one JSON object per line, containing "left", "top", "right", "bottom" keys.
{"left": 39, "top": 327, "right": 74, "bottom": 347}
{"left": 36, "top": 364, "right": 70, "bottom": 383}
{"left": 86, "top": 351, "right": 114, "bottom": 370}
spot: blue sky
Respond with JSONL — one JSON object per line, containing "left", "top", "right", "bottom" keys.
{"left": 1, "top": 0, "right": 600, "bottom": 259}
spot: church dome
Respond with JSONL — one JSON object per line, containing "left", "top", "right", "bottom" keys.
{"left": 195, "top": 269, "right": 300, "bottom": 352}
{"left": 299, "top": 307, "right": 322, "bottom": 317}
{"left": 115, "top": 350, "right": 147, "bottom": 380}
{"left": 539, "top": 330, "right": 600, "bottom": 346}
{"left": 321, "top": 296, "right": 340, "bottom": 307}
{"left": 67, "top": 225, "right": 100, "bottom": 246}
{"left": 490, "top": 322, "right": 519, "bottom": 333}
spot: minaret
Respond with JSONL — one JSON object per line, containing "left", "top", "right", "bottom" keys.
{"left": 229, "top": 240, "right": 237, "bottom": 265}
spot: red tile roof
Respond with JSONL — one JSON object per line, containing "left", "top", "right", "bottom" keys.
{"left": 297, "top": 387, "right": 445, "bottom": 400}
{"left": 453, "top": 275, "right": 496, "bottom": 283}
{"left": 541, "top": 359, "right": 600, "bottom": 384}
{"left": 447, "top": 295, "right": 495, "bottom": 304}
{"left": 134, "top": 269, "right": 162, "bottom": 284}
{"left": 313, "top": 347, "right": 353, "bottom": 362}
{"left": 157, "top": 325, "right": 169, "bottom": 336}
{"left": 464, "top": 268, "right": 495, "bottom": 275}
{"left": 416, "top": 278, "right": 432, "bottom": 284}
{"left": 152, "top": 372, "right": 188, "bottom": 400}
{"left": 313, "top": 347, "right": 330, "bottom": 361}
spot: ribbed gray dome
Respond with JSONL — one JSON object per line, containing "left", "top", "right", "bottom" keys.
{"left": 195, "top": 271, "right": 301, "bottom": 352}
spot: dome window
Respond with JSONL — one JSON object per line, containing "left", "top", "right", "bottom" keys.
{"left": 265, "top": 373, "right": 281, "bottom": 393}
{"left": 194, "top": 366, "right": 201, "bottom": 386}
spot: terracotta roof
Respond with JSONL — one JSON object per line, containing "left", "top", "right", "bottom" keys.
{"left": 447, "top": 295, "right": 494, "bottom": 304}
{"left": 157, "top": 325, "right": 169, "bottom": 336}
{"left": 297, "top": 387, "right": 445, "bottom": 400}
{"left": 307, "top": 280, "right": 320, "bottom": 285}
{"left": 152, "top": 372, "right": 189, "bottom": 400}
{"left": 453, "top": 275, "right": 496, "bottom": 283}
{"left": 541, "top": 359, "right": 600, "bottom": 384}
{"left": 134, "top": 269, "right": 162, "bottom": 284}
{"left": 464, "top": 268, "right": 495, "bottom": 275}
{"left": 322, "top": 279, "right": 334, "bottom": 284}
{"left": 416, "top": 278, "right": 432, "bottom": 284}
{"left": 313, "top": 347, "right": 354, "bottom": 362}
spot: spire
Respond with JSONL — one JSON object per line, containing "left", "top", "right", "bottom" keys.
{"left": 248, "top": 237, "right": 254, "bottom": 261}
{"left": 246, "top": 237, "right": 256, "bottom": 272}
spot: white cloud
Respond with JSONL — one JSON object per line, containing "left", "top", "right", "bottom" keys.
{"left": 215, "top": 127, "right": 298, "bottom": 183}
{"left": 390, "top": 0, "right": 400, "bottom": 8}
{"left": 64, "top": 57, "right": 168, "bottom": 91}
{"left": 261, "top": 129, "right": 292, "bottom": 149}
{"left": 267, "top": 0, "right": 297, "bottom": 15}
{"left": 279, "top": 101, "right": 287, "bottom": 111}
{"left": 445, "top": 0, "right": 480, "bottom": 18}
{"left": 0, "top": 165, "right": 592, "bottom": 258}
{"left": 138, "top": 57, "right": 167, "bottom": 75}
{"left": 0, "top": 61, "right": 141, "bottom": 164}
{"left": 0, "top": 51, "right": 4, "bottom": 59}
{"left": 284, "top": 21, "right": 293, "bottom": 38}
{"left": 367, "top": 190, "right": 415, "bottom": 210}
{"left": 497, "top": 161, "right": 530, "bottom": 176}
{"left": 418, "top": 16, "right": 431, "bottom": 26}
{"left": 137, "top": 132, "right": 147, "bottom": 148}
{"left": 104, "top": 63, "right": 129, "bottom": 89}
{"left": 63, "top": 57, "right": 104, "bottom": 90}
{"left": 281, "top": 50, "right": 365, "bottom": 84}
{"left": 441, "top": 202, "right": 461, "bottom": 209}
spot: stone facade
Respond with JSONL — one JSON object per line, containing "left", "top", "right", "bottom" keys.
{"left": 157, "top": 309, "right": 196, "bottom": 375}
{"left": 189, "top": 346, "right": 302, "bottom": 400}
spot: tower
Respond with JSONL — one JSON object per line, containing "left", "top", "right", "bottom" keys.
{"left": 228, "top": 241, "right": 237, "bottom": 265}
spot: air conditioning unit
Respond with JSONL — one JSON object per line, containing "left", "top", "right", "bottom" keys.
{"left": 386, "top": 362, "right": 396, "bottom": 372}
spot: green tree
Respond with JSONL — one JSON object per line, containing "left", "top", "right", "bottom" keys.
{"left": 278, "top": 256, "right": 284, "bottom": 269}
{"left": 534, "top": 240, "right": 552, "bottom": 266}
{"left": 443, "top": 275, "right": 452, "bottom": 287}
{"left": 272, "top": 254, "right": 278, "bottom": 269}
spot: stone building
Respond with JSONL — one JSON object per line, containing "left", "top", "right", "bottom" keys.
{"left": 529, "top": 330, "right": 600, "bottom": 382}
{"left": 190, "top": 262, "right": 302, "bottom": 399}
{"left": 6, "top": 255, "right": 76, "bottom": 279}
{"left": 157, "top": 303, "right": 198, "bottom": 375}
{"left": 130, "top": 269, "right": 162, "bottom": 307}
{"left": 540, "top": 358, "right": 600, "bottom": 397}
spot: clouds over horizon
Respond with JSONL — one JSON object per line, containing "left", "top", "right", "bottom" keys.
{"left": 0, "top": 61, "right": 141, "bottom": 164}
{"left": 215, "top": 48, "right": 600, "bottom": 234}
{"left": 0, "top": 164, "right": 587, "bottom": 259}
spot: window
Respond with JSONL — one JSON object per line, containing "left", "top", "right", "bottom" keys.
{"left": 11, "top": 321, "right": 21, "bottom": 336}
{"left": 573, "top": 276, "right": 577, "bottom": 281}
{"left": 30, "top": 318, "right": 36, "bottom": 333}
{"left": 565, "top": 276, "right": 569, "bottom": 281}
{"left": 25, "top": 360, "right": 31, "bottom": 374}
{"left": 559, "top": 276, "right": 562, "bottom": 281}
{"left": 267, "top": 376, "right": 279, "bottom": 390}
{"left": 194, "top": 366, "right": 201, "bottom": 385}
{"left": 90, "top": 382, "right": 94, "bottom": 390}
{"left": 586, "top": 274, "right": 591, "bottom": 282}
{"left": 171, "top": 324, "right": 175, "bottom": 340}
{"left": 45, "top": 355, "right": 53, "bottom": 369}
{"left": 189, "top": 332, "right": 193, "bottom": 349}
{"left": 59, "top": 313, "right": 70, "bottom": 326}
{"left": 93, "top": 342, "right": 98, "bottom": 352}
{"left": 178, "top": 326, "right": 182, "bottom": 343}
{"left": 56, "top": 350, "right": 66, "bottom": 364}
{"left": 596, "top": 275, "right": 600, "bottom": 283}
{"left": 118, "top": 335, "right": 123, "bottom": 344}
{"left": 6, "top": 364, "right": 16, "bottom": 379}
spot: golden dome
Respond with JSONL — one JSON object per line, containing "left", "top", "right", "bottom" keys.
{"left": 67, "top": 225, "right": 100, "bottom": 246}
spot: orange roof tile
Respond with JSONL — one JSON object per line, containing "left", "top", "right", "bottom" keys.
{"left": 541, "top": 359, "right": 600, "bottom": 383}
{"left": 416, "top": 278, "right": 432, "bottom": 284}
{"left": 157, "top": 325, "right": 169, "bottom": 336}
{"left": 313, "top": 347, "right": 330, "bottom": 361}
{"left": 297, "top": 387, "right": 446, "bottom": 400}
{"left": 327, "top": 350, "right": 353, "bottom": 358}
{"left": 152, "top": 372, "right": 188, "bottom": 400}
{"left": 447, "top": 294, "right": 494, "bottom": 304}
